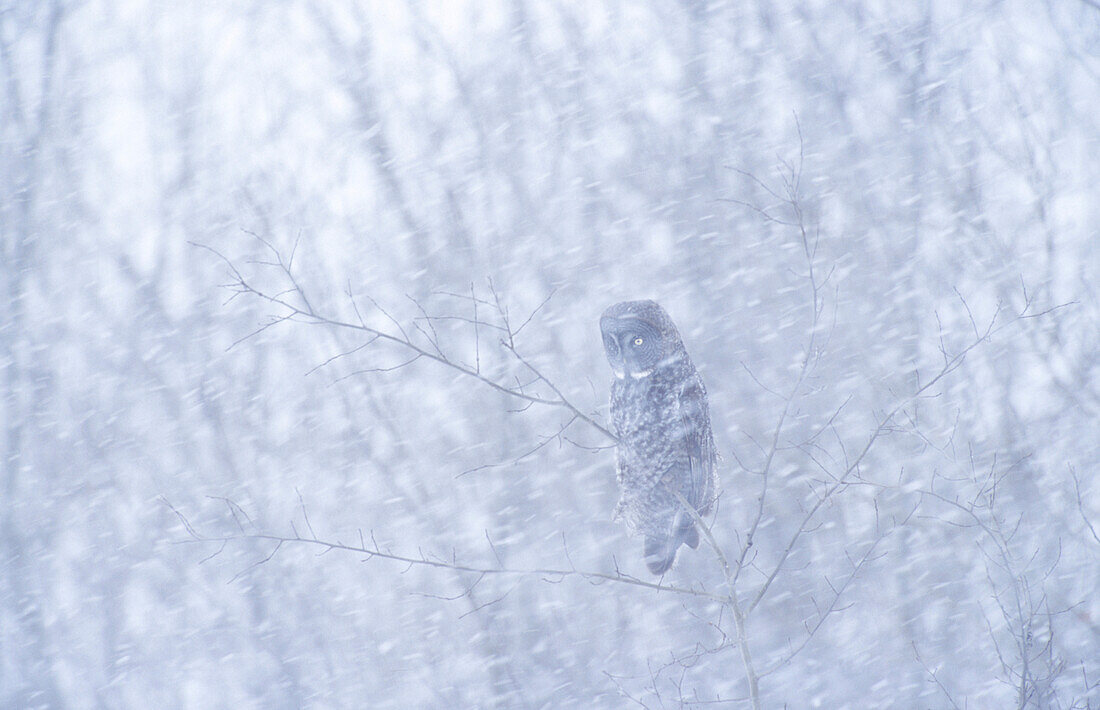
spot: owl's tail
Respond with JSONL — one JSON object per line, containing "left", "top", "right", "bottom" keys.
{"left": 644, "top": 513, "right": 698, "bottom": 575}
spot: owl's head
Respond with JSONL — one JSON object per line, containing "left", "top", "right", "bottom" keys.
{"left": 599, "top": 300, "right": 685, "bottom": 379}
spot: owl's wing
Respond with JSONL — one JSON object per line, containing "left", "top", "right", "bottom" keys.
{"left": 678, "top": 377, "right": 717, "bottom": 511}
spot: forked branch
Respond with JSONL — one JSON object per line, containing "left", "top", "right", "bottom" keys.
{"left": 191, "top": 238, "right": 617, "bottom": 443}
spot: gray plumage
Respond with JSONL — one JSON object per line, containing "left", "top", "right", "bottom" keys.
{"left": 600, "top": 300, "right": 718, "bottom": 575}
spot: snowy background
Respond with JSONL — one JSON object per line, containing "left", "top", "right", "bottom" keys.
{"left": 2, "top": 1, "right": 1099, "bottom": 708}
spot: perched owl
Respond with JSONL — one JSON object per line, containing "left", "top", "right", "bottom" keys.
{"left": 600, "top": 300, "right": 718, "bottom": 575}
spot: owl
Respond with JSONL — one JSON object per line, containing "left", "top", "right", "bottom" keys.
{"left": 600, "top": 300, "right": 718, "bottom": 575}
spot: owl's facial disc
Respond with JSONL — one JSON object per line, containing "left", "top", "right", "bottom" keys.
{"left": 601, "top": 316, "right": 661, "bottom": 377}
{"left": 600, "top": 320, "right": 627, "bottom": 378}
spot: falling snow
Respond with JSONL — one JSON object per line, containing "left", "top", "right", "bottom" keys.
{"left": 2, "top": 2, "right": 1099, "bottom": 708}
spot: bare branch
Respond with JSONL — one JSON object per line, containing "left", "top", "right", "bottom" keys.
{"left": 191, "top": 240, "right": 617, "bottom": 442}
{"left": 1070, "top": 465, "right": 1100, "bottom": 547}
{"left": 167, "top": 500, "right": 728, "bottom": 603}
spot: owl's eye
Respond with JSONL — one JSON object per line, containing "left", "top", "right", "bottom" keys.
{"left": 633, "top": 336, "right": 644, "bottom": 346}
